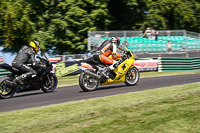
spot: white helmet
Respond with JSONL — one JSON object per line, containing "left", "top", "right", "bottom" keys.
{"left": 111, "top": 36, "right": 120, "bottom": 47}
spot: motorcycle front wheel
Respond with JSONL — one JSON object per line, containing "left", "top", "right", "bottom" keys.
{"left": 124, "top": 67, "right": 140, "bottom": 86}
{"left": 41, "top": 73, "right": 58, "bottom": 93}
{"left": 79, "top": 71, "right": 99, "bottom": 91}
{"left": 0, "top": 76, "right": 16, "bottom": 99}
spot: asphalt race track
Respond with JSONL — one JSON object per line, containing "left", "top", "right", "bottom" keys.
{"left": 1, "top": 74, "right": 200, "bottom": 113}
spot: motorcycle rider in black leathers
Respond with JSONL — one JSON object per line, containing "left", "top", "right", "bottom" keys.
{"left": 12, "top": 40, "right": 40, "bottom": 85}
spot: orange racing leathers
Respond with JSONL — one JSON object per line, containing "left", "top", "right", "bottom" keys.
{"left": 93, "top": 40, "right": 121, "bottom": 66}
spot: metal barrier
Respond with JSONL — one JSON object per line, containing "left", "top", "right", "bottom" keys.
{"left": 0, "top": 68, "right": 11, "bottom": 77}
{"left": 88, "top": 30, "right": 143, "bottom": 51}
{"left": 87, "top": 30, "right": 200, "bottom": 53}
{"left": 158, "top": 57, "right": 200, "bottom": 72}
{"left": 186, "top": 31, "right": 200, "bottom": 39}
{"left": 0, "top": 56, "right": 11, "bottom": 77}
{"left": 55, "top": 54, "right": 92, "bottom": 62}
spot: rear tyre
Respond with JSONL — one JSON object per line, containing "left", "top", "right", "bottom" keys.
{"left": 124, "top": 67, "right": 140, "bottom": 86}
{"left": 41, "top": 73, "right": 58, "bottom": 93}
{"left": 79, "top": 71, "right": 99, "bottom": 91}
{"left": 0, "top": 76, "right": 16, "bottom": 99}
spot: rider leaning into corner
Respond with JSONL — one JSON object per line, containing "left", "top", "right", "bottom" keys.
{"left": 93, "top": 36, "right": 125, "bottom": 78}
{"left": 12, "top": 40, "right": 41, "bottom": 85}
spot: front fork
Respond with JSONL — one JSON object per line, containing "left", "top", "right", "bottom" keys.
{"left": 127, "top": 65, "right": 136, "bottom": 78}
{"left": 44, "top": 73, "right": 54, "bottom": 87}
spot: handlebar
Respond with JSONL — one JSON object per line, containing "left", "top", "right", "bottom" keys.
{"left": 36, "top": 56, "right": 49, "bottom": 62}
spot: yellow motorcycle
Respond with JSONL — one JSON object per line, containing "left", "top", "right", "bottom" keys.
{"left": 79, "top": 44, "right": 140, "bottom": 91}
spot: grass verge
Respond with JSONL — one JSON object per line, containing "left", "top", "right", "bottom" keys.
{"left": 58, "top": 70, "right": 200, "bottom": 86}
{"left": 1, "top": 82, "right": 200, "bottom": 133}
{"left": 58, "top": 75, "right": 80, "bottom": 86}
{"left": 140, "top": 70, "right": 200, "bottom": 78}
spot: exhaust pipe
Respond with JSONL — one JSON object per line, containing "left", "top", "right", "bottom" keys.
{"left": 5, "top": 80, "right": 17, "bottom": 87}
{"left": 85, "top": 71, "right": 101, "bottom": 80}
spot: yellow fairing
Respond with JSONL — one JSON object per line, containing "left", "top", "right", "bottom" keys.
{"left": 101, "top": 47, "right": 135, "bottom": 86}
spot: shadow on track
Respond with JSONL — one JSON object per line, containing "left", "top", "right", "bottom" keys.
{"left": 79, "top": 84, "right": 138, "bottom": 93}
{"left": 12, "top": 91, "right": 57, "bottom": 99}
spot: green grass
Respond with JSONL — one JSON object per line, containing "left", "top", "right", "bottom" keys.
{"left": 58, "top": 70, "right": 200, "bottom": 86}
{"left": 58, "top": 75, "right": 80, "bottom": 86}
{"left": 1, "top": 82, "right": 200, "bottom": 133}
{"left": 140, "top": 70, "right": 200, "bottom": 78}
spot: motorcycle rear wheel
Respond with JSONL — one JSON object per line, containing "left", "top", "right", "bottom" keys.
{"left": 41, "top": 73, "right": 58, "bottom": 93}
{"left": 79, "top": 71, "right": 99, "bottom": 91}
{"left": 0, "top": 76, "right": 16, "bottom": 99}
{"left": 124, "top": 67, "right": 140, "bottom": 86}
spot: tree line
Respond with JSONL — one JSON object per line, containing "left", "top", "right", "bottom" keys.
{"left": 0, "top": 0, "right": 200, "bottom": 54}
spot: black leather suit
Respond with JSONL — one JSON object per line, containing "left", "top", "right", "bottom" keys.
{"left": 12, "top": 45, "right": 37, "bottom": 78}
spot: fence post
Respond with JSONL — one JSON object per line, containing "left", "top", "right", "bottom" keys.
{"left": 183, "top": 30, "right": 187, "bottom": 36}
{"left": 157, "top": 57, "right": 162, "bottom": 72}
{"left": 87, "top": 31, "right": 91, "bottom": 51}
{"left": 123, "top": 31, "right": 126, "bottom": 37}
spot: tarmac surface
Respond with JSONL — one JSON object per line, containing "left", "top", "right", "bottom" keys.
{"left": 0, "top": 74, "right": 200, "bottom": 113}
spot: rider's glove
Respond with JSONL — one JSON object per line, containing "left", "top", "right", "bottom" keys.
{"left": 112, "top": 52, "right": 121, "bottom": 60}
{"left": 32, "top": 62, "right": 41, "bottom": 68}
{"left": 125, "top": 51, "right": 132, "bottom": 56}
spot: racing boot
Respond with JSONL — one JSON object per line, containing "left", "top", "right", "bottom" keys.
{"left": 102, "top": 61, "right": 120, "bottom": 79}
{"left": 101, "top": 67, "right": 111, "bottom": 79}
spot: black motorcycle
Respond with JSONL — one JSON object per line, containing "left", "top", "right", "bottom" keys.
{"left": 0, "top": 55, "right": 58, "bottom": 99}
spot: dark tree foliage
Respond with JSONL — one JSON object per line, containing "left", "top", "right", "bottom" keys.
{"left": 108, "top": 0, "right": 146, "bottom": 30}
{"left": 0, "top": 0, "right": 200, "bottom": 54}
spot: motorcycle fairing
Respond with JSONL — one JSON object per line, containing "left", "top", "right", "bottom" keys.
{"left": 78, "top": 63, "right": 94, "bottom": 71}
{"left": 101, "top": 57, "right": 135, "bottom": 86}
{"left": 99, "top": 45, "right": 136, "bottom": 85}
{"left": 79, "top": 56, "right": 105, "bottom": 71}
{"left": 0, "top": 63, "right": 21, "bottom": 75}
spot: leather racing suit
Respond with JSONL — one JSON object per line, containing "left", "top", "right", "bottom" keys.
{"left": 12, "top": 45, "right": 37, "bottom": 82}
{"left": 93, "top": 40, "right": 121, "bottom": 70}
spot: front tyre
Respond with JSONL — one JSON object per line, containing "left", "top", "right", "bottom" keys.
{"left": 79, "top": 71, "right": 99, "bottom": 91}
{"left": 0, "top": 76, "right": 16, "bottom": 99}
{"left": 41, "top": 73, "right": 58, "bottom": 93}
{"left": 124, "top": 67, "right": 140, "bottom": 86}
